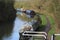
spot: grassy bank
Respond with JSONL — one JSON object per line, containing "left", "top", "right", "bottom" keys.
{"left": 15, "top": 0, "right": 60, "bottom": 39}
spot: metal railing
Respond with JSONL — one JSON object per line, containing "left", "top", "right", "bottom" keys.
{"left": 20, "top": 31, "right": 60, "bottom": 40}
{"left": 21, "top": 31, "right": 47, "bottom": 40}
{"left": 51, "top": 34, "right": 60, "bottom": 40}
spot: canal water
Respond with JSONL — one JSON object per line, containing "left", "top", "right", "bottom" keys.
{"left": 2, "top": 8, "right": 41, "bottom": 40}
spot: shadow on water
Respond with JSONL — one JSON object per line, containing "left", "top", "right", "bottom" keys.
{"left": 0, "top": 0, "right": 16, "bottom": 40}
{"left": 0, "top": 22, "right": 14, "bottom": 39}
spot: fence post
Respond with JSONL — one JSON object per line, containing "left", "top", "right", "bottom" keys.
{"left": 51, "top": 34, "right": 55, "bottom": 40}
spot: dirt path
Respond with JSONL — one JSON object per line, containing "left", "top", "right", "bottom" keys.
{"left": 44, "top": 16, "right": 51, "bottom": 33}
{"left": 44, "top": 16, "right": 51, "bottom": 40}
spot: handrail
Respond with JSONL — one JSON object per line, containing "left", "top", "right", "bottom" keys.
{"left": 22, "top": 31, "right": 47, "bottom": 39}
{"left": 55, "top": 34, "right": 60, "bottom": 35}
{"left": 22, "top": 34, "right": 46, "bottom": 39}
{"left": 51, "top": 34, "right": 60, "bottom": 40}
{"left": 23, "top": 31, "right": 47, "bottom": 36}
